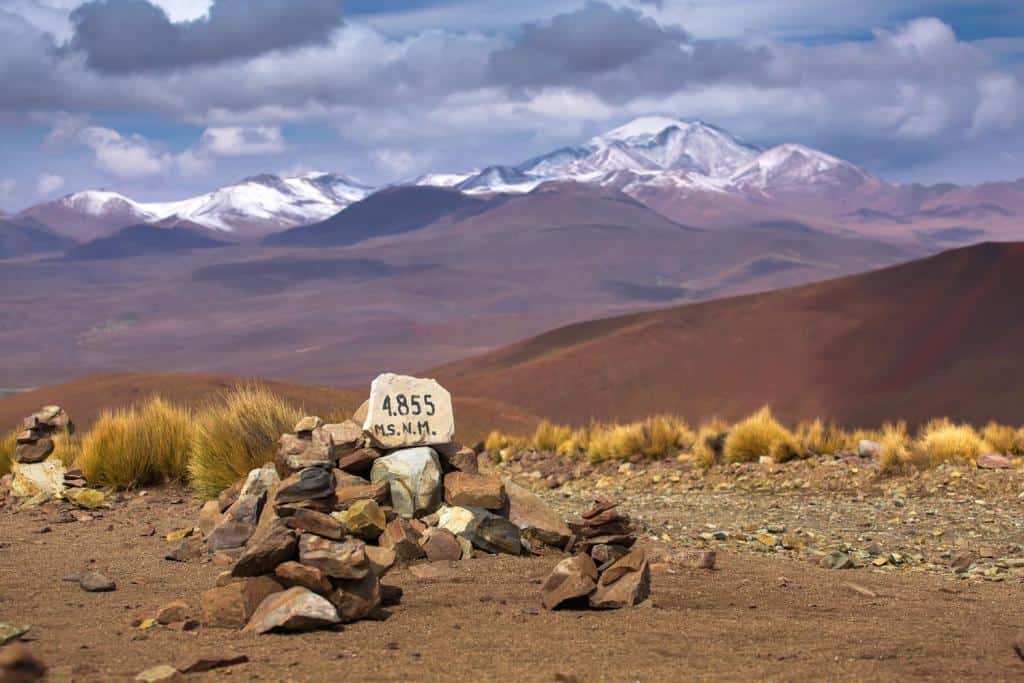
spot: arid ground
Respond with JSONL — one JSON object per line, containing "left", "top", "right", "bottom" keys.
{"left": 2, "top": 455, "right": 1021, "bottom": 682}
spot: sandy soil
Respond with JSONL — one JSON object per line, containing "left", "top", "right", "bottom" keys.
{"left": 1, "top": 485, "right": 1022, "bottom": 681}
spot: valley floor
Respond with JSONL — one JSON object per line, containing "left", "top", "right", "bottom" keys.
{"left": 1, "top": 475, "right": 1021, "bottom": 681}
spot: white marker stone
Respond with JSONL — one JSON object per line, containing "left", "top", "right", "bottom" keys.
{"left": 362, "top": 373, "right": 455, "bottom": 449}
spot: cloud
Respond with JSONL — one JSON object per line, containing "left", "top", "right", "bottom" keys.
{"left": 488, "top": 2, "right": 770, "bottom": 100}
{"left": 0, "top": 178, "right": 15, "bottom": 202}
{"left": 67, "top": 0, "right": 345, "bottom": 72}
{"left": 198, "top": 125, "right": 286, "bottom": 156}
{"left": 35, "top": 172, "right": 65, "bottom": 196}
{"left": 78, "top": 125, "right": 173, "bottom": 178}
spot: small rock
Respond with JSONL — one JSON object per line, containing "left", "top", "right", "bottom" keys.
{"left": 843, "top": 582, "right": 878, "bottom": 599}
{"left": 134, "top": 664, "right": 184, "bottom": 682}
{"left": 503, "top": 481, "right": 571, "bottom": 547}
{"left": 333, "top": 499, "right": 386, "bottom": 541}
{"left": 201, "top": 576, "right": 283, "bottom": 629}
{"left": 370, "top": 447, "right": 443, "bottom": 518}
{"left": 589, "top": 549, "right": 650, "bottom": 609}
{"left": 328, "top": 573, "right": 382, "bottom": 622}
{"left": 858, "top": 440, "right": 881, "bottom": 458}
{"left": 294, "top": 416, "right": 324, "bottom": 434}
{"left": 231, "top": 518, "right": 299, "bottom": 577}
{"left": 409, "top": 563, "right": 458, "bottom": 582}
{"left": 276, "top": 467, "right": 334, "bottom": 504}
{"left": 298, "top": 534, "right": 370, "bottom": 579}
{"left": 365, "top": 545, "right": 397, "bottom": 577}
{"left": 174, "top": 653, "right": 249, "bottom": 674}
{"left": 419, "top": 528, "right": 463, "bottom": 561}
{"left": 197, "top": 500, "right": 222, "bottom": 538}
{"left": 242, "top": 587, "right": 340, "bottom": 634}
{"left": 275, "top": 561, "right": 332, "bottom": 594}
{"left": 444, "top": 472, "right": 505, "bottom": 509}
{"left": 284, "top": 508, "right": 346, "bottom": 540}
{"left": 541, "top": 554, "right": 599, "bottom": 609}
{"left": 13, "top": 438, "right": 54, "bottom": 465}
{"left": 0, "top": 643, "right": 46, "bottom": 681}
{"left": 155, "top": 600, "right": 191, "bottom": 625}
{"left": 821, "top": 551, "right": 854, "bottom": 570}
{"left": 64, "top": 488, "right": 105, "bottom": 509}
{"left": 378, "top": 518, "right": 426, "bottom": 561}
{"left": 79, "top": 571, "right": 116, "bottom": 592}
{"left": 164, "top": 537, "right": 203, "bottom": 563}
{"left": 976, "top": 453, "right": 1012, "bottom": 470}
{"left": 164, "top": 527, "right": 195, "bottom": 542}
{"left": 0, "top": 623, "right": 30, "bottom": 646}
{"left": 697, "top": 550, "right": 717, "bottom": 570}
{"left": 336, "top": 447, "right": 382, "bottom": 475}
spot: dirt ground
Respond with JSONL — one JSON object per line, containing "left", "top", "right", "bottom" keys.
{"left": 1, "top": 484, "right": 1022, "bottom": 682}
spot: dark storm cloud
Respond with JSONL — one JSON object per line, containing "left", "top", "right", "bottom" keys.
{"left": 487, "top": 2, "right": 771, "bottom": 99}
{"left": 67, "top": 0, "right": 345, "bottom": 73}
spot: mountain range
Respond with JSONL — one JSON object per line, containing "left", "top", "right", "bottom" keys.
{"left": 11, "top": 116, "right": 1024, "bottom": 247}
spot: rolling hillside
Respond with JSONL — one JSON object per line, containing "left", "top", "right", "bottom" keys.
{"left": 435, "top": 242, "right": 1024, "bottom": 428}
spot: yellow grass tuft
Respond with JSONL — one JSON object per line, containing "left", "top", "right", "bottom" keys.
{"left": 78, "top": 396, "right": 193, "bottom": 489}
{"left": 188, "top": 383, "right": 302, "bottom": 499}
{"left": 723, "top": 407, "right": 800, "bottom": 463}
{"left": 587, "top": 415, "right": 694, "bottom": 462}
{"left": 876, "top": 421, "right": 917, "bottom": 473}
{"left": 0, "top": 429, "right": 15, "bottom": 477}
{"left": 915, "top": 418, "right": 990, "bottom": 466}
{"left": 796, "top": 419, "right": 853, "bottom": 457}
{"left": 980, "top": 421, "right": 1024, "bottom": 456}
{"left": 531, "top": 420, "right": 574, "bottom": 452}
{"left": 555, "top": 428, "right": 589, "bottom": 458}
{"left": 692, "top": 418, "right": 729, "bottom": 468}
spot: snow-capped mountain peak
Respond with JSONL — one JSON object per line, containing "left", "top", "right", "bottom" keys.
{"left": 730, "top": 143, "right": 874, "bottom": 192}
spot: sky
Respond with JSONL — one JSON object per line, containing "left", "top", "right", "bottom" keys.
{"left": 1, "top": 0, "right": 1023, "bottom": 211}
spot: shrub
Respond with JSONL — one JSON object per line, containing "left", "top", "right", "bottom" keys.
{"left": 555, "top": 428, "right": 589, "bottom": 458}
{"left": 796, "top": 419, "right": 853, "bottom": 456}
{"left": 188, "top": 383, "right": 302, "bottom": 499}
{"left": 723, "top": 407, "right": 800, "bottom": 463}
{"left": 915, "top": 418, "right": 990, "bottom": 466}
{"left": 877, "top": 422, "right": 916, "bottom": 473}
{"left": 531, "top": 420, "right": 574, "bottom": 452}
{"left": 78, "top": 396, "right": 192, "bottom": 489}
{"left": 587, "top": 416, "right": 694, "bottom": 462}
{"left": 692, "top": 418, "right": 729, "bottom": 468}
{"left": 981, "top": 422, "right": 1024, "bottom": 455}
{"left": 0, "top": 430, "right": 14, "bottom": 476}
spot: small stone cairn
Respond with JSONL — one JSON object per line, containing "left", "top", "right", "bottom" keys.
{"left": 541, "top": 499, "right": 650, "bottom": 610}
{"left": 196, "top": 373, "right": 575, "bottom": 634}
{"left": 3, "top": 406, "right": 90, "bottom": 504}
{"left": 14, "top": 406, "right": 72, "bottom": 465}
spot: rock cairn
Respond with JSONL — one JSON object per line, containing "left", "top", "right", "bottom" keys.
{"left": 14, "top": 406, "right": 72, "bottom": 465}
{"left": 196, "top": 373, "right": 573, "bottom": 635}
{"left": 541, "top": 499, "right": 650, "bottom": 610}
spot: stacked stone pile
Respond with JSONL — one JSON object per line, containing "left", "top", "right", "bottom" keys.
{"left": 195, "top": 373, "right": 574, "bottom": 634}
{"left": 14, "top": 406, "right": 72, "bottom": 464}
{"left": 541, "top": 499, "right": 650, "bottom": 610}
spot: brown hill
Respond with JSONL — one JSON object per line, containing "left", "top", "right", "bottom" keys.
{"left": 435, "top": 242, "right": 1024, "bottom": 429}
{"left": 0, "top": 373, "right": 539, "bottom": 444}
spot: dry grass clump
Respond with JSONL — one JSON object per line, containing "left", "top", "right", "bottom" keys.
{"left": 796, "top": 419, "right": 853, "bottom": 456}
{"left": 79, "top": 396, "right": 192, "bottom": 489}
{"left": 188, "top": 383, "right": 301, "bottom": 499}
{"left": 692, "top": 418, "right": 729, "bottom": 468}
{"left": 876, "top": 422, "right": 918, "bottom": 473}
{"left": 484, "top": 430, "right": 528, "bottom": 457}
{"left": 723, "top": 407, "right": 800, "bottom": 463}
{"left": 555, "top": 428, "right": 590, "bottom": 458}
{"left": 0, "top": 430, "right": 15, "bottom": 476}
{"left": 531, "top": 420, "right": 574, "bottom": 452}
{"left": 915, "top": 418, "right": 991, "bottom": 466}
{"left": 980, "top": 421, "right": 1024, "bottom": 455}
{"left": 587, "top": 416, "right": 694, "bottom": 463}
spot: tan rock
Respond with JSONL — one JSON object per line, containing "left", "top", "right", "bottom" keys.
{"left": 378, "top": 518, "right": 425, "bottom": 561}
{"left": 13, "top": 438, "right": 54, "bottom": 464}
{"left": 541, "top": 554, "right": 599, "bottom": 609}
{"left": 294, "top": 416, "right": 324, "bottom": 434}
{"left": 332, "top": 499, "right": 385, "bottom": 540}
{"left": 230, "top": 518, "right": 298, "bottom": 577}
{"left": 419, "top": 527, "right": 463, "bottom": 561}
{"left": 328, "top": 573, "right": 381, "bottom": 622}
{"left": 503, "top": 481, "right": 572, "bottom": 546}
{"left": 298, "top": 534, "right": 370, "bottom": 579}
{"left": 365, "top": 545, "right": 397, "bottom": 577}
{"left": 134, "top": 664, "right": 184, "bottom": 682}
{"left": 275, "top": 433, "right": 333, "bottom": 477}
{"left": 0, "top": 642, "right": 46, "bottom": 681}
{"left": 589, "top": 549, "right": 650, "bottom": 609}
{"left": 275, "top": 561, "right": 332, "bottom": 594}
{"left": 201, "top": 576, "right": 283, "bottom": 629}
{"left": 283, "top": 508, "right": 345, "bottom": 540}
{"left": 322, "top": 421, "right": 364, "bottom": 455}
{"left": 154, "top": 600, "right": 191, "bottom": 625}
{"left": 442, "top": 446, "right": 479, "bottom": 474}
{"left": 197, "top": 500, "right": 222, "bottom": 538}
{"left": 444, "top": 472, "right": 504, "bottom": 509}
{"left": 334, "top": 478, "right": 390, "bottom": 507}
{"left": 351, "top": 400, "right": 370, "bottom": 425}
{"left": 242, "top": 587, "right": 340, "bottom": 634}
{"left": 362, "top": 373, "right": 455, "bottom": 449}
{"left": 337, "top": 447, "right": 382, "bottom": 475}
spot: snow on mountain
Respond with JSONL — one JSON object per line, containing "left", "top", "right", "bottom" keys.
{"left": 418, "top": 117, "right": 876, "bottom": 200}
{"left": 729, "top": 144, "right": 875, "bottom": 192}
{"left": 23, "top": 172, "right": 373, "bottom": 239}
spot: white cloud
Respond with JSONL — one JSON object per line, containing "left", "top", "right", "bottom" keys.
{"left": 371, "top": 148, "right": 422, "bottom": 176}
{"left": 78, "top": 125, "right": 172, "bottom": 179}
{"left": 0, "top": 178, "right": 15, "bottom": 201}
{"left": 199, "top": 125, "right": 286, "bottom": 156}
{"left": 35, "top": 172, "right": 65, "bottom": 196}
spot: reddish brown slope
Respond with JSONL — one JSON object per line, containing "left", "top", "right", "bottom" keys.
{"left": 0, "top": 373, "right": 539, "bottom": 443}
{"left": 435, "top": 242, "right": 1024, "bottom": 428}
